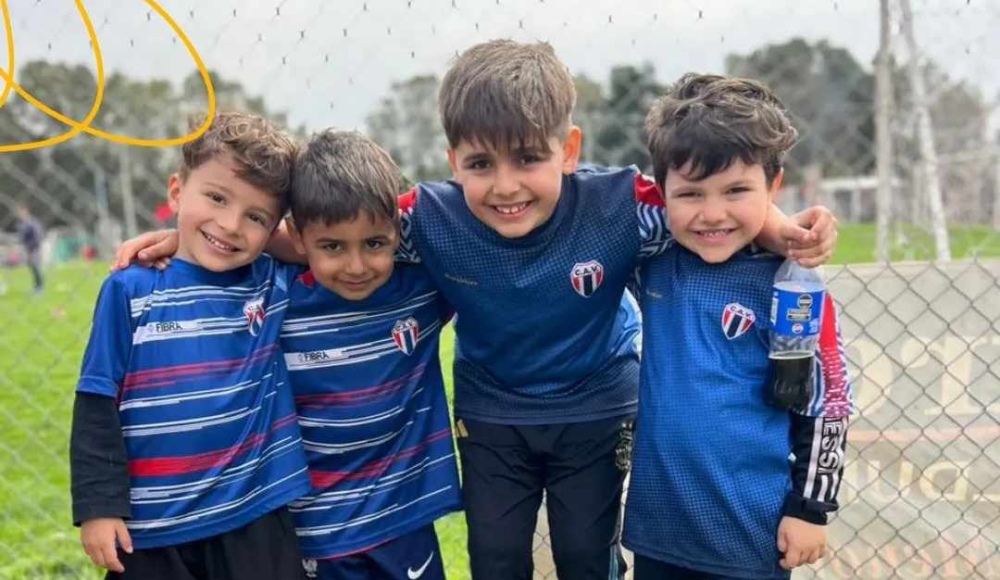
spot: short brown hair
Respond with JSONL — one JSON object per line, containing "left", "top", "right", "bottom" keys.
{"left": 439, "top": 39, "right": 576, "bottom": 151}
{"left": 644, "top": 73, "right": 798, "bottom": 188}
{"left": 290, "top": 130, "right": 401, "bottom": 229}
{"left": 179, "top": 111, "right": 297, "bottom": 213}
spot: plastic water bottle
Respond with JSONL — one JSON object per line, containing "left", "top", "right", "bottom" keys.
{"left": 767, "top": 259, "right": 826, "bottom": 410}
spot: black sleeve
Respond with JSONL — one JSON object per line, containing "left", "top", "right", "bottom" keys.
{"left": 70, "top": 392, "right": 131, "bottom": 526}
{"left": 783, "top": 414, "right": 849, "bottom": 525}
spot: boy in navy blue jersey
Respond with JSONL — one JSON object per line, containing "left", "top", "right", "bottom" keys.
{"left": 280, "top": 130, "right": 462, "bottom": 580}
{"left": 71, "top": 112, "right": 311, "bottom": 580}
{"left": 623, "top": 74, "right": 854, "bottom": 580}
{"left": 118, "top": 41, "right": 840, "bottom": 580}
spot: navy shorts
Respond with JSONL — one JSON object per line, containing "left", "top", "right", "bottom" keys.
{"left": 302, "top": 523, "right": 444, "bottom": 580}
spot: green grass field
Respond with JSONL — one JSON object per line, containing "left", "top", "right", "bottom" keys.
{"left": 0, "top": 224, "right": 996, "bottom": 578}
{"left": 830, "top": 223, "right": 1000, "bottom": 263}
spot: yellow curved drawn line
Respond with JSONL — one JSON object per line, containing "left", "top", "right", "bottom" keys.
{"left": 0, "top": 0, "right": 104, "bottom": 153}
{"left": 0, "top": 0, "right": 216, "bottom": 151}
{"left": 0, "top": 0, "right": 14, "bottom": 108}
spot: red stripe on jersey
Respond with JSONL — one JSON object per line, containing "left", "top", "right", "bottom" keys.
{"left": 298, "top": 270, "right": 317, "bottom": 288}
{"left": 634, "top": 173, "right": 664, "bottom": 207}
{"left": 398, "top": 187, "right": 418, "bottom": 213}
{"left": 817, "top": 294, "right": 851, "bottom": 417}
{"left": 123, "top": 345, "right": 280, "bottom": 391}
{"left": 308, "top": 428, "right": 452, "bottom": 489}
{"left": 295, "top": 365, "right": 426, "bottom": 408}
{"left": 127, "top": 413, "right": 298, "bottom": 477}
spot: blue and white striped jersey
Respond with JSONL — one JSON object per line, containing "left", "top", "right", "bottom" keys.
{"left": 76, "top": 256, "right": 311, "bottom": 549}
{"left": 282, "top": 264, "right": 461, "bottom": 559}
{"left": 398, "top": 165, "right": 670, "bottom": 424}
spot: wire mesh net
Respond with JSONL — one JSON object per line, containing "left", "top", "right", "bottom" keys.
{"left": 0, "top": 1, "right": 997, "bottom": 578}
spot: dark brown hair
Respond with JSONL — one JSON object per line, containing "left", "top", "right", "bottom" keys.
{"left": 291, "top": 130, "right": 401, "bottom": 229}
{"left": 645, "top": 73, "right": 798, "bottom": 187}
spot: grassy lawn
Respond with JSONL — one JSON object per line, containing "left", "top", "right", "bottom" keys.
{"left": 0, "top": 223, "right": 995, "bottom": 578}
{"left": 831, "top": 223, "right": 1000, "bottom": 264}
{"left": 0, "top": 263, "right": 107, "bottom": 579}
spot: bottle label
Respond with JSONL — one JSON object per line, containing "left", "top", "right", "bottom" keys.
{"left": 770, "top": 281, "right": 824, "bottom": 338}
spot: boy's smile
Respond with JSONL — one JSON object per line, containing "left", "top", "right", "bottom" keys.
{"left": 200, "top": 230, "right": 242, "bottom": 254}
{"left": 447, "top": 128, "right": 581, "bottom": 239}
{"left": 168, "top": 156, "right": 280, "bottom": 273}
{"left": 290, "top": 213, "right": 399, "bottom": 302}
{"left": 664, "top": 160, "right": 780, "bottom": 263}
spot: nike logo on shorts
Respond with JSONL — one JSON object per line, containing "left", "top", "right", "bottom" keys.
{"left": 407, "top": 551, "right": 435, "bottom": 579}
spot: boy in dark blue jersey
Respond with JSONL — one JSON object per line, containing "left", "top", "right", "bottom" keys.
{"left": 70, "top": 112, "right": 311, "bottom": 580}
{"left": 623, "top": 74, "right": 854, "bottom": 580}
{"left": 280, "top": 130, "right": 462, "bottom": 580}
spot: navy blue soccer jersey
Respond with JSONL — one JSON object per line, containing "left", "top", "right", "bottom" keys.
{"left": 76, "top": 256, "right": 310, "bottom": 550}
{"left": 622, "top": 246, "right": 854, "bottom": 579}
{"left": 281, "top": 264, "right": 461, "bottom": 559}
{"left": 398, "top": 165, "right": 670, "bottom": 424}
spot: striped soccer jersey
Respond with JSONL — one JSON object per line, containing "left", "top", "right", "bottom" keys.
{"left": 623, "top": 246, "right": 854, "bottom": 579}
{"left": 398, "top": 165, "right": 671, "bottom": 424}
{"left": 76, "top": 256, "right": 310, "bottom": 549}
{"left": 282, "top": 264, "right": 461, "bottom": 559}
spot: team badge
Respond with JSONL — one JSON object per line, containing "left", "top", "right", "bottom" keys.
{"left": 570, "top": 260, "right": 604, "bottom": 298}
{"left": 302, "top": 558, "right": 318, "bottom": 578}
{"left": 243, "top": 297, "right": 266, "bottom": 336}
{"left": 392, "top": 317, "right": 420, "bottom": 355}
{"left": 721, "top": 302, "right": 755, "bottom": 340}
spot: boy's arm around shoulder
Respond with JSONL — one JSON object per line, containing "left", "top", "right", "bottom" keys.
{"left": 785, "top": 293, "right": 854, "bottom": 524}
{"left": 633, "top": 172, "right": 675, "bottom": 260}
{"left": 757, "top": 205, "right": 839, "bottom": 267}
{"left": 71, "top": 273, "right": 136, "bottom": 525}
{"left": 112, "top": 221, "right": 309, "bottom": 270}
{"left": 395, "top": 187, "right": 422, "bottom": 264}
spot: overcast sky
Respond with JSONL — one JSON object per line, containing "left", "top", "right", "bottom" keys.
{"left": 7, "top": 0, "right": 998, "bottom": 134}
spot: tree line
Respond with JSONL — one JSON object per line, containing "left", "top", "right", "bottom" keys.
{"left": 1, "top": 37, "right": 993, "bottom": 233}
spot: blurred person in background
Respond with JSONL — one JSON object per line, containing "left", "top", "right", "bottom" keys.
{"left": 17, "top": 204, "right": 44, "bottom": 295}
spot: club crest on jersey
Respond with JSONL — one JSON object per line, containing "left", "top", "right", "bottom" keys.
{"left": 243, "top": 297, "right": 266, "bottom": 336}
{"left": 570, "top": 260, "right": 604, "bottom": 298}
{"left": 722, "top": 302, "right": 756, "bottom": 340}
{"left": 392, "top": 317, "right": 420, "bottom": 355}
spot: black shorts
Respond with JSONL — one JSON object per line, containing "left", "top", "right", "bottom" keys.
{"left": 632, "top": 553, "right": 790, "bottom": 580}
{"left": 456, "top": 414, "right": 634, "bottom": 580}
{"left": 107, "top": 508, "right": 305, "bottom": 580}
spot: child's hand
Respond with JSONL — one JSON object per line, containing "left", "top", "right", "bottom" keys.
{"left": 111, "top": 229, "right": 178, "bottom": 272}
{"left": 776, "top": 516, "right": 826, "bottom": 570}
{"left": 782, "top": 206, "right": 838, "bottom": 268}
{"left": 81, "top": 517, "right": 133, "bottom": 572}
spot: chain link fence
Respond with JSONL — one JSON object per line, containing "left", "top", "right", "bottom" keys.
{"left": 0, "top": 1, "right": 998, "bottom": 578}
